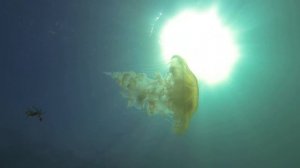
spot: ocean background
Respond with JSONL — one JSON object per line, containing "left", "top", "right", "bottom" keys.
{"left": 1, "top": 0, "right": 300, "bottom": 167}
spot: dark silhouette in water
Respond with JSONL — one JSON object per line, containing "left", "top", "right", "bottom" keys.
{"left": 26, "top": 106, "right": 43, "bottom": 121}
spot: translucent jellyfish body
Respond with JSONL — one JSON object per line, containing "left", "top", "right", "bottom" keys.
{"left": 107, "top": 55, "right": 199, "bottom": 134}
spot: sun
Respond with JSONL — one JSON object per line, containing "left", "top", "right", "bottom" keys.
{"left": 159, "top": 7, "right": 239, "bottom": 85}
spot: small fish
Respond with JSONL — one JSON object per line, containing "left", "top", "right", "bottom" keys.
{"left": 26, "top": 106, "right": 43, "bottom": 121}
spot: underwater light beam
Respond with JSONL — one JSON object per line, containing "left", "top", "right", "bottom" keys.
{"left": 160, "top": 7, "right": 239, "bottom": 85}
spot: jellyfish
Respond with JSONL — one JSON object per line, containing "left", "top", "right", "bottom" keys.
{"left": 106, "top": 55, "right": 199, "bottom": 134}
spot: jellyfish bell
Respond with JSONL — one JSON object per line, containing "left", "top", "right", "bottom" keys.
{"left": 106, "top": 55, "right": 199, "bottom": 134}
{"left": 167, "top": 55, "right": 199, "bottom": 133}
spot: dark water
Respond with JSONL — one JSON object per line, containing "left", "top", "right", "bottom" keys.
{"left": 1, "top": 0, "right": 300, "bottom": 167}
